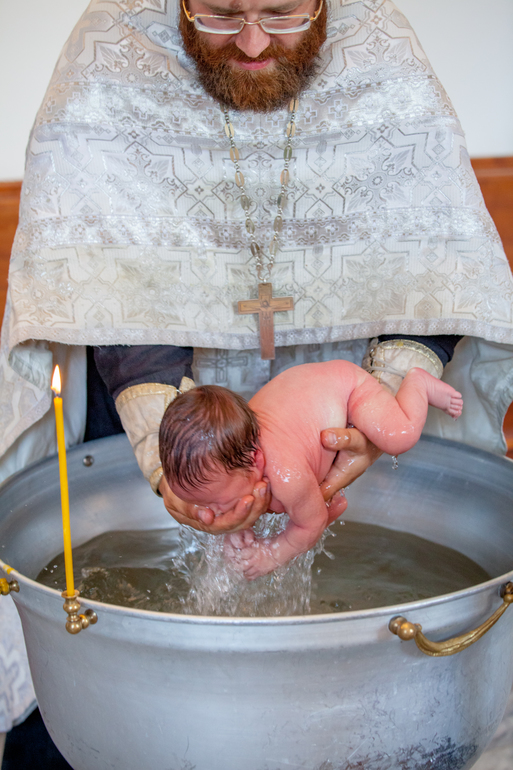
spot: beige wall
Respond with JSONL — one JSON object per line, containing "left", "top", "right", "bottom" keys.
{"left": 0, "top": 0, "right": 512, "bottom": 180}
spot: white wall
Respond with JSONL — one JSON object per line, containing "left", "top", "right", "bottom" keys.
{"left": 0, "top": 0, "right": 90, "bottom": 181}
{"left": 396, "top": 0, "right": 513, "bottom": 159}
{"left": 0, "top": 0, "right": 512, "bottom": 180}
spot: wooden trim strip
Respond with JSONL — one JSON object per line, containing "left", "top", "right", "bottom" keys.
{"left": 471, "top": 157, "right": 513, "bottom": 167}
{"left": 471, "top": 157, "right": 513, "bottom": 179}
{"left": 473, "top": 167, "right": 513, "bottom": 179}
{"left": 0, "top": 180, "right": 22, "bottom": 200}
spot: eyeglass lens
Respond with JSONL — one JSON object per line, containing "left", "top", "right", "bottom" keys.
{"left": 194, "top": 15, "right": 310, "bottom": 33}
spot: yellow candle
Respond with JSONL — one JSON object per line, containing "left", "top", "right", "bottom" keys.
{"left": 51, "top": 365, "right": 75, "bottom": 597}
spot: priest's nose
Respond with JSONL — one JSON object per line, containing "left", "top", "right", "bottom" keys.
{"left": 235, "top": 24, "right": 271, "bottom": 58}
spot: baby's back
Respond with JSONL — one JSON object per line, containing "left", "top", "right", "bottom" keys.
{"left": 249, "top": 360, "right": 364, "bottom": 486}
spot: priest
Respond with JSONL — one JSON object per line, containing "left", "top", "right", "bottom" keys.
{"left": 1, "top": 0, "right": 513, "bottom": 743}
{"left": 2, "top": 0, "right": 512, "bottom": 522}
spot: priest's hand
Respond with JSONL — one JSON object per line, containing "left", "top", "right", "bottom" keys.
{"left": 320, "top": 427, "right": 383, "bottom": 521}
{"left": 159, "top": 474, "right": 271, "bottom": 534}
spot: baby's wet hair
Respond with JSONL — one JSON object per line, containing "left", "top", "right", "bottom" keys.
{"left": 159, "top": 385, "right": 260, "bottom": 491}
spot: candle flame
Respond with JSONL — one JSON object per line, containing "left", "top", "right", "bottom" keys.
{"left": 51, "top": 365, "right": 62, "bottom": 395}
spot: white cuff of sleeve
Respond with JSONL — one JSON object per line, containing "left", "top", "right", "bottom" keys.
{"left": 362, "top": 338, "right": 443, "bottom": 395}
{"left": 115, "top": 376, "right": 196, "bottom": 495}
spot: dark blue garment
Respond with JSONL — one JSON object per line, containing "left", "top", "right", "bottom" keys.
{"left": 84, "top": 346, "right": 124, "bottom": 441}
{"left": 84, "top": 344, "right": 193, "bottom": 441}
{"left": 93, "top": 344, "right": 194, "bottom": 401}
{"left": 377, "top": 335, "right": 462, "bottom": 367}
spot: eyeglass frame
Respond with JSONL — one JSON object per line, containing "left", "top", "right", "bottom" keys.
{"left": 181, "top": 0, "right": 323, "bottom": 35}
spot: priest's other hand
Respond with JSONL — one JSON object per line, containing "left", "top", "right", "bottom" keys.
{"left": 320, "top": 427, "right": 383, "bottom": 520}
{"left": 159, "top": 474, "right": 271, "bottom": 534}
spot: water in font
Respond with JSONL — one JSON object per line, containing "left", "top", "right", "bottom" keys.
{"left": 37, "top": 515, "right": 490, "bottom": 617}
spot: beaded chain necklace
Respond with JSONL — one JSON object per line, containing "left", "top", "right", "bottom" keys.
{"left": 222, "top": 99, "right": 298, "bottom": 360}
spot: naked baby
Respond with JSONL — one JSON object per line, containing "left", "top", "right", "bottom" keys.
{"left": 159, "top": 361, "right": 462, "bottom": 580}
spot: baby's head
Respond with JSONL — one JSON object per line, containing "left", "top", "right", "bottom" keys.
{"left": 159, "top": 385, "right": 263, "bottom": 512}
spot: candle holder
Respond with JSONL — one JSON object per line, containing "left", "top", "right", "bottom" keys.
{"left": 62, "top": 591, "right": 98, "bottom": 635}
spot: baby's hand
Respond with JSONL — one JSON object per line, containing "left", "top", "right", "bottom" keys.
{"left": 225, "top": 529, "right": 256, "bottom": 551}
{"left": 224, "top": 529, "right": 256, "bottom": 569}
{"left": 224, "top": 531, "right": 280, "bottom": 581}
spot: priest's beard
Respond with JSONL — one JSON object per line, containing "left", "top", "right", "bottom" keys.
{"left": 179, "top": 5, "right": 327, "bottom": 112}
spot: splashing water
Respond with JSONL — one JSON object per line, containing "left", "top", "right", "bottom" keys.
{"left": 392, "top": 455, "right": 399, "bottom": 470}
{"left": 177, "top": 514, "right": 326, "bottom": 616}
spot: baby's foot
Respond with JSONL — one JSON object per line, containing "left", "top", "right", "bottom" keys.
{"left": 410, "top": 369, "right": 463, "bottom": 419}
{"left": 429, "top": 381, "right": 463, "bottom": 418}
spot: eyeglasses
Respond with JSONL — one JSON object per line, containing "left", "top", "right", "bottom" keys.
{"left": 182, "top": 0, "right": 323, "bottom": 35}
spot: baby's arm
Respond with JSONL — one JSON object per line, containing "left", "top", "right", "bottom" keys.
{"left": 348, "top": 368, "right": 462, "bottom": 456}
{"left": 225, "top": 472, "right": 329, "bottom": 580}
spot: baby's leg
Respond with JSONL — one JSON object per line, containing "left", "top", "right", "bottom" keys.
{"left": 397, "top": 368, "right": 463, "bottom": 420}
{"left": 349, "top": 369, "right": 462, "bottom": 455}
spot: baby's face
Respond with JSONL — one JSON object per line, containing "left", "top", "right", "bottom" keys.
{"left": 172, "top": 466, "right": 261, "bottom": 515}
